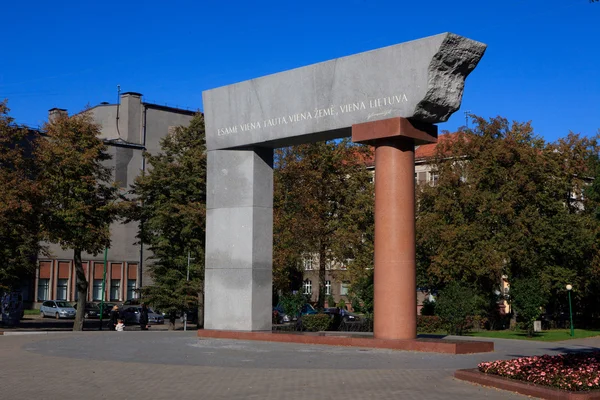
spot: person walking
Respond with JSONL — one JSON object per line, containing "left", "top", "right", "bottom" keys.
{"left": 109, "top": 305, "right": 119, "bottom": 331}
{"left": 139, "top": 303, "right": 149, "bottom": 330}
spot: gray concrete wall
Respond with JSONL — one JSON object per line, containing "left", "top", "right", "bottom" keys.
{"left": 43, "top": 94, "right": 195, "bottom": 293}
{"left": 204, "top": 148, "right": 273, "bottom": 331}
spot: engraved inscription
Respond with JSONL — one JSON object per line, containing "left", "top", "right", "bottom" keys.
{"left": 216, "top": 93, "right": 408, "bottom": 137}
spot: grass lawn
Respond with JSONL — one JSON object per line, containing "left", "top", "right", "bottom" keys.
{"left": 23, "top": 309, "right": 40, "bottom": 315}
{"left": 466, "top": 328, "right": 600, "bottom": 342}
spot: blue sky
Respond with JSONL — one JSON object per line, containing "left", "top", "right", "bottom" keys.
{"left": 1, "top": 0, "right": 598, "bottom": 142}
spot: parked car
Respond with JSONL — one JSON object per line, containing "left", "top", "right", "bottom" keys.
{"left": 73, "top": 302, "right": 101, "bottom": 319}
{"left": 40, "top": 300, "right": 76, "bottom": 319}
{"left": 120, "top": 306, "right": 164, "bottom": 325}
{"left": 273, "top": 303, "right": 318, "bottom": 324}
{"left": 98, "top": 302, "right": 118, "bottom": 318}
{"left": 121, "top": 299, "right": 141, "bottom": 308}
{"left": 322, "top": 307, "right": 360, "bottom": 321}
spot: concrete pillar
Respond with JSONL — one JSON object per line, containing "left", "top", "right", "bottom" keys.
{"left": 204, "top": 147, "right": 273, "bottom": 331}
{"left": 373, "top": 138, "right": 416, "bottom": 340}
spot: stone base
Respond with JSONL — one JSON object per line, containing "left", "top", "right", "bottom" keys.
{"left": 455, "top": 368, "right": 600, "bottom": 400}
{"left": 197, "top": 330, "right": 494, "bottom": 354}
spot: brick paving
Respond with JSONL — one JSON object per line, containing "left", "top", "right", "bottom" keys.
{"left": 2, "top": 330, "right": 600, "bottom": 399}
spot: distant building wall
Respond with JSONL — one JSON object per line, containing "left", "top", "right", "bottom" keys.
{"left": 35, "top": 93, "right": 195, "bottom": 306}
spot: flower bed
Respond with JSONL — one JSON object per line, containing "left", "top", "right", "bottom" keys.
{"left": 478, "top": 352, "right": 600, "bottom": 392}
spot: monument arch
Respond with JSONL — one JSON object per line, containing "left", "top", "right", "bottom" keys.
{"left": 202, "top": 33, "right": 486, "bottom": 339}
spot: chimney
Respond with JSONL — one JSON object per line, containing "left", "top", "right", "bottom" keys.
{"left": 48, "top": 108, "right": 68, "bottom": 123}
{"left": 118, "top": 92, "right": 143, "bottom": 144}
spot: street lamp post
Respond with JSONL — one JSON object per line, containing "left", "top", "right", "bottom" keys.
{"left": 566, "top": 284, "right": 574, "bottom": 337}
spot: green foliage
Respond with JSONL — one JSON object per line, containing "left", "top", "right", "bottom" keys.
{"left": 417, "top": 315, "right": 444, "bottom": 333}
{"left": 301, "top": 313, "right": 332, "bottom": 332}
{"left": 511, "top": 277, "right": 547, "bottom": 336}
{"left": 420, "top": 299, "right": 436, "bottom": 316}
{"left": 36, "top": 110, "right": 121, "bottom": 331}
{"left": 273, "top": 140, "right": 374, "bottom": 306}
{"left": 349, "top": 269, "right": 374, "bottom": 316}
{"left": 0, "top": 101, "right": 45, "bottom": 289}
{"left": 435, "top": 282, "right": 481, "bottom": 335}
{"left": 279, "top": 291, "right": 307, "bottom": 317}
{"left": 326, "top": 294, "right": 336, "bottom": 307}
{"left": 336, "top": 298, "right": 346, "bottom": 310}
{"left": 129, "top": 113, "right": 206, "bottom": 327}
{"left": 416, "top": 116, "right": 600, "bottom": 323}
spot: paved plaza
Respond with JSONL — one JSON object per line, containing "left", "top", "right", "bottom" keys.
{"left": 2, "top": 331, "right": 600, "bottom": 399}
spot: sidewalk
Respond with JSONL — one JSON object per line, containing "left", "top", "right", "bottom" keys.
{"left": 0, "top": 313, "right": 197, "bottom": 333}
{"left": 0, "top": 330, "right": 531, "bottom": 400}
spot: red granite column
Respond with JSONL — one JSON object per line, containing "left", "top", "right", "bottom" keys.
{"left": 352, "top": 117, "right": 436, "bottom": 341}
{"left": 373, "top": 138, "right": 416, "bottom": 340}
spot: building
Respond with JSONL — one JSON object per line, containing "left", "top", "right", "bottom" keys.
{"left": 31, "top": 92, "right": 196, "bottom": 307}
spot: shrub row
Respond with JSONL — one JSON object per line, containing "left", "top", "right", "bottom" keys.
{"left": 416, "top": 315, "right": 444, "bottom": 333}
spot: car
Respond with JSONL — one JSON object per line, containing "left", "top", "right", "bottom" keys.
{"left": 322, "top": 307, "right": 360, "bottom": 321}
{"left": 73, "top": 302, "right": 101, "bottom": 319}
{"left": 121, "top": 299, "right": 141, "bottom": 308}
{"left": 98, "top": 302, "right": 118, "bottom": 318}
{"left": 40, "top": 300, "right": 76, "bottom": 319}
{"left": 273, "top": 303, "right": 318, "bottom": 324}
{"left": 120, "top": 306, "right": 164, "bottom": 325}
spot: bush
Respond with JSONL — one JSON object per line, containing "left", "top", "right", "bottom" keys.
{"left": 279, "top": 291, "right": 308, "bottom": 318}
{"left": 327, "top": 295, "right": 336, "bottom": 307}
{"left": 417, "top": 315, "right": 444, "bottom": 333}
{"left": 511, "top": 277, "right": 547, "bottom": 337}
{"left": 301, "top": 314, "right": 332, "bottom": 332}
{"left": 420, "top": 299, "right": 436, "bottom": 316}
{"left": 435, "top": 282, "right": 481, "bottom": 335}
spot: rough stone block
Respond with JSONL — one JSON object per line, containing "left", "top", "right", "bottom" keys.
{"left": 203, "top": 32, "right": 486, "bottom": 151}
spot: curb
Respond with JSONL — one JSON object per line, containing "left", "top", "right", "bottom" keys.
{"left": 198, "top": 330, "right": 494, "bottom": 354}
{"left": 455, "top": 368, "right": 600, "bottom": 400}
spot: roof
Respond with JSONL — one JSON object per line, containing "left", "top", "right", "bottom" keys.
{"left": 415, "top": 132, "right": 461, "bottom": 160}
{"left": 359, "top": 132, "right": 461, "bottom": 167}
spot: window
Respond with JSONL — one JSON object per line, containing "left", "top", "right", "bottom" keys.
{"left": 37, "top": 279, "right": 50, "bottom": 301}
{"left": 110, "top": 279, "right": 121, "bottom": 301}
{"left": 92, "top": 279, "right": 103, "bottom": 301}
{"left": 429, "top": 172, "right": 439, "bottom": 186}
{"left": 417, "top": 172, "right": 427, "bottom": 185}
{"left": 303, "top": 258, "right": 313, "bottom": 271}
{"left": 325, "top": 280, "right": 331, "bottom": 295}
{"left": 303, "top": 280, "right": 312, "bottom": 295}
{"left": 340, "top": 282, "right": 350, "bottom": 296}
{"left": 56, "top": 279, "right": 68, "bottom": 300}
{"left": 127, "top": 279, "right": 137, "bottom": 300}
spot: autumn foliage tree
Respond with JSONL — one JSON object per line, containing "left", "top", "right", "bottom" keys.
{"left": 416, "top": 116, "right": 600, "bottom": 322}
{"left": 0, "top": 101, "right": 44, "bottom": 290}
{"left": 36, "top": 111, "right": 121, "bottom": 331}
{"left": 273, "top": 139, "right": 374, "bottom": 307}
{"left": 129, "top": 113, "right": 206, "bottom": 328}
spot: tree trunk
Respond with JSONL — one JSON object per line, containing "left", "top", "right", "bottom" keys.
{"left": 317, "top": 246, "right": 326, "bottom": 309}
{"left": 73, "top": 248, "right": 88, "bottom": 331}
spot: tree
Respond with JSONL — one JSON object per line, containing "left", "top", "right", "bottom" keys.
{"left": 435, "top": 281, "right": 481, "bottom": 335}
{"left": 511, "top": 277, "right": 546, "bottom": 336}
{"left": 273, "top": 139, "right": 374, "bottom": 307}
{"left": 129, "top": 113, "right": 206, "bottom": 329}
{"left": 0, "top": 101, "right": 45, "bottom": 290}
{"left": 416, "top": 116, "right": 600, "bottom": 323}
{"left": 36, "top": 111, "right": 121, "bottom": 331}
